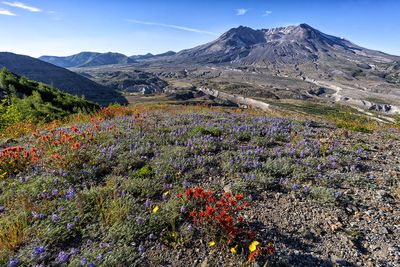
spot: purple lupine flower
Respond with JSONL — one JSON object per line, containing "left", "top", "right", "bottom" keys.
{"left": 136, "top": 216, "right": 144, "bottom": 225}
{"left": 65, "top": 187, "right": 76, "bottom": 200}
{"left": 32, "top": 211, "right": 39, "bottom": 219}
{"left": 32, "top": 246, "right": 45, "bottom": 257}
{"left": 51, "top": 214, "right": 59, "bottom": 223}
{"left": 88, "top": 263, "right": 96, "bottom": 267}
{"left": 291, "top": 183, "right": 299, "bottom": 191}
{"left": 162, "top": 193, "right": 169, "bottom": 202}
{"left": 70, "top": 248, "right": 78, "bottom": 256}
{"left": 96, "top": 254, "right": 102, "bottom": 261}
{"left": 8, "top": 256, "right": 18, "bottom": 267}
{"left": 99, "top": 242, "right": 109, "bottom": 249}
{"left": 86, "top": 240, "right": 93, "bottom": 247}
{"left": 148, "top": 233, "right": 156, "bottom": 240}
{"left": 145, "top": 199, "right": 151, "bottom": 208}
{"left": 180, "top": 206, "right": 186, "bottom": 213}
{"left": 138, "top": 245, "right": 145, "bottom": 254}
{"left": 334, "top": 191, "right": 342, "bottom": 198}
{"left": 66, "top": 223, "right": 74, "bottom": 231}
{"left": 187, "top": 224, "right": 193, "bottom": 232}
{"left": 303, "top": 186, "right": 309, "bottom": 193}
{"left": 57, "top": 251, "right": 69, "bottom": 264}
{"left": 80, "top": 256, "right": 87, "bottom": 265}
{"left": 317, "top": 164, "right": 322, "bottom": 172}
{"left": 0, "top": 205, "right": 5, "bottom": 213}
{"left": 52, "top": 189, "right": 59, "bottom": 197}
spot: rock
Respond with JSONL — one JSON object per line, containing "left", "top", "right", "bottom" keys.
{"left": 330, "top": 222, "right": 343, "bottom": 232}
{"left": 201, "top": 257, "right": 208, "bottom": 267}
{"left": 380, "top": 227, "right": 389, "bottom": 235}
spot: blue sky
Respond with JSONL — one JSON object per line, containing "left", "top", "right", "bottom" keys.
{"left": 0, "top": 0, "right": 399, "bottom": 57}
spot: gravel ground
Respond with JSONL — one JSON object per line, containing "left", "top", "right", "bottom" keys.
{"left": 138, "top": 128, "right": 400, "bottom": 267}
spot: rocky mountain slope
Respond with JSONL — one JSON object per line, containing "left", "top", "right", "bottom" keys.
{"left": 0, "top": 52, "right": 126, "bottom": 105}
{"left": 76, "top": 69, "right": 168, "bottom": 94}
{"left": 171, "top": 24, "right": 399, "bottom": 66}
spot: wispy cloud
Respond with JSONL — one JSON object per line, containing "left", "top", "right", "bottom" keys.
{"left": 0, "top": 8, "right": 15, "bottom": 15}
{"left": 126, "top": 19, "right": 218, "bottom": 35}
{"left": 263, "top": 10, "right": 272, "bottom": 16}
{"left": 236, "top": 8, "right": 247, "bottom": 16}
{"left": 46, "top": 10, "right": 63, "bottom": 21}
{"left": 2, "top": 1, "right": 41, "bottom": 12}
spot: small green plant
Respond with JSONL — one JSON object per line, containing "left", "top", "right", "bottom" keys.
{"left": 190, "top": 126, "right": 222, "bottom": 137}
{"left": 309, "top": 186, "right": 337, "bottom": 204}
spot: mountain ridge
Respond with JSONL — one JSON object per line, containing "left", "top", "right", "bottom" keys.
{"left": 40, "top": 51, "right": 177, "bottom": 68}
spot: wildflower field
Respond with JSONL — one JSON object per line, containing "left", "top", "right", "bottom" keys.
{"left": 0, "top": 104, "right": 399, "bottom": 266}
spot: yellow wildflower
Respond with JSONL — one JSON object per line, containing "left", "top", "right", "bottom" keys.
{"left": 249, "top": 241, "right": 260, "bottom": 252}
{"left": 230, "top": 245, "right": 238, "bottom": 254}
{"left": 209, "top": 241, "right": 216, "bottom": 247}
{"left": 152, "top": 206, "right": 159, "bottom": 213}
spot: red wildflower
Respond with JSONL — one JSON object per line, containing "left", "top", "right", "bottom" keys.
{"left": 205, "top": 206, "right": 215, "bottom": 216}
{"left": 194, "top": 187, "right": 205, "bottom": 199}
{"left": 267, "top": 243, "right": 275, "bottom": 255}
{"left": 186, "top": 188, "right": 194, "bottom": 199}
{"left": 235, "top": 194, "right": 244, "bottom": 201}
{"left": 71, "top": 142, "right": 81, "bottom": 149}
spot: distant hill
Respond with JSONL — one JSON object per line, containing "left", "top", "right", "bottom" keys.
{"left": 0, "top": 52, "right": 127, "bottom": 105}
{"left": 39, "top": 52, "right": 101, "bottom": 68}
{"left": 40, "top": 51, "right": 177, "bottom": 68}
{"left": 40, "top": 52, "right": 135, "bottom": 68}
{"left": 0, "top": 68, "right": 99, "bottom": 129}
{"left": 129, "top": 51, "right": 176, "bottom": 61}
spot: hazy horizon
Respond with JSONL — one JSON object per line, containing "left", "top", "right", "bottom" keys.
{"left": 1, "top": 0, "right": 400, "bottom": 57}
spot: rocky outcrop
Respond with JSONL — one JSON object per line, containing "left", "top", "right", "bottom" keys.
{"left": 198, "top": 87, "right": 270, "bottom": 111}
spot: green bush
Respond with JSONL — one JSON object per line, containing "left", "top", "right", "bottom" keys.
{"left": 0, "top": 68, "right": 99, "bottom": 130}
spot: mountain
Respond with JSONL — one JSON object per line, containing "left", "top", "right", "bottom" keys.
{"left": 39, "top": 52, "right": 101, "bottom": 68}
{"left": 129, "top": 51, "right": 176, "bottom": 61}
{"left": 0, "top": 52, "right": 127, "bottom": 105}
{"left": 171, "top": 24, "right": 400, "bottom": 65}
{"left": 39, "top": 52, "right": 135, "bottom": 68}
